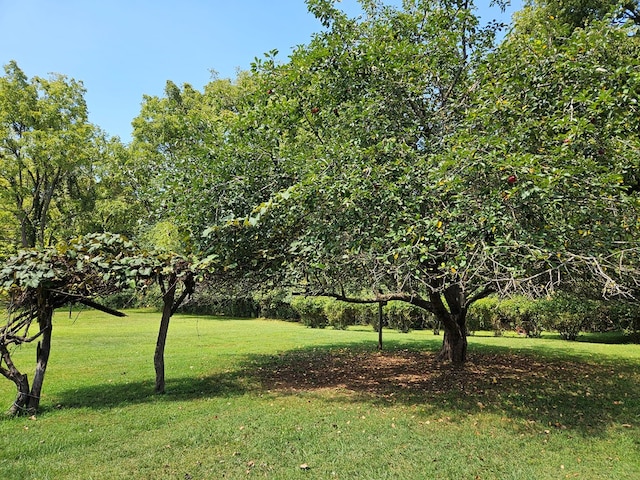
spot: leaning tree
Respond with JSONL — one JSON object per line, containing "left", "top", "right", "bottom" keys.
{"left": 202, "top": 0, "right": 640, "bottom": 363}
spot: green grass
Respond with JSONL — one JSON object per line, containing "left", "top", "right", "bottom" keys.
{"left": 1, "top": 310, "right": 639, "bottom": 479}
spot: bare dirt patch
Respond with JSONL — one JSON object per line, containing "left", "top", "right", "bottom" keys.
{"left": 256, "top": 349, "right": 578, "bottom": 395}
{"left": 253, "top": 348, "right": 639, "bottom": 430}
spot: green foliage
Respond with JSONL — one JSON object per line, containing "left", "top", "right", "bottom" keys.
{"left": 324, "top": 299, "right": 360, "bottom": 330}
{"left": 1, "top": 233, "right": 140, "bottom": 294}
{"left": 384, "top": 301, "right": 433, "bottom": 333}
{"left": 289, "top": 296, "right": 329, "bottom": 328}
{"left": 0, "top": 232, "right": 200, "bottom": 320}
{"left": 253, "top": 289, "right": 300, "bottom": 321}
{"left": 534, "top": 293, "right": 604, "bottom": 341}
{"left": 0, "top": 61, "right": 114, "bottom": 249}
{"left": 130, "top": 73, "right": 300, "bottom": 252}
{"left": 192, "top": 0, "right": 640, "bottom": 363}
{"left": 607, "top": 301, "right": 640, "bottom": 340}
{"left": 101, "top": 284, "right": 165, "bottom": 311}
{"left": 467, "top": 297, "right": 503, "bottom": 336}
{"left": 283, "top": 295, "right": 434, "bottom": 332}
{"left": 185, "top": 293, "right": 258, "bottom": 317}
{"left": 138, "top": 220, "right": 191, "bottom": 253}
{"left": 469, "top": 6, "right": 640, "bottom": 283}
{"left": 118, "top": 0, "right": 640, "bottom": 363}
{"left": 517, "top": 0, "right": 639, "bottom": 35}
{"left": 467, "top": 293, "right": 640, "bottom": 341}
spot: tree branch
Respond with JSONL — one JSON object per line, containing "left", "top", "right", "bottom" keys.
{"left": 170, "top": 273, "right": 196, "bottom": 316}
{"left": 465, "top": 286, "right": 495, "bottom": 309}
{"left": 317, "top": 290, "right": 436, "bottom": 313}
{"left": 77, "top": 298, "right": 127, "bottom": 317}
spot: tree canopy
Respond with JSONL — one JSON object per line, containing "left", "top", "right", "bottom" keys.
{"left": 196, "top": 0, "right": 640, "bottom": 362}
{"left": 0, "top": 61, "right": 136, "bottom": 251}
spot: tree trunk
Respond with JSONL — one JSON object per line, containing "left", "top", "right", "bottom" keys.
{"left": 431, "top": 286, "right": 468, "bottom": 364}
{"left": 154, "top": 274, "right": 177, "bottom": 394}
{"left": 0, "top": 344, "right": 30, "bottom": 416}
{"left": 438, "top": 325, "right": 467, "bottom": 364}
{"left": 27, "top": 297, "right": 54, "bottom": 413}
{"left": 20, "top": 215, "right": 36, "bottom": 248}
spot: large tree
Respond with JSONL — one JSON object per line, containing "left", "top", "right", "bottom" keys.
{"left": 202, "top": 0, "right": 640, "bottom": 363}
{"left": 0, "top": 61, "right": 103, "bottom": 248}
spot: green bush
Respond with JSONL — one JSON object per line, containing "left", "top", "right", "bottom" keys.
{"left": 502, "top": 297, "right": 543, "bottom": 338}
{"left": 467, "top": 294, "right": 611, "bottom": 339}
{"left": 384, "top": 301, "right": 431, "bottom": 333}
{"left": 290, "top": 296, "right": 329, "bottom": 328}
{"left": 353, "top": 303, "right": 378, "bottom": 326}
{"left": 254, "top": 290, "right": 299, "bottom": 320}
{"left": 179, "top": 286, "right": 258, "bottom": 317}
{"left": 467, "top": 297, "right": 502, "bottom": 335}
{"left": 324, "top": 300, "right": 358, "bottom": 329}
{"left": 103, "top": 285, "right": 164, "bottom": 310}
{"left": 606, "top": 301, "right": 640, "bottom": 341}
{"left": 535, "top": 293, "right": 594, "bottom": 341}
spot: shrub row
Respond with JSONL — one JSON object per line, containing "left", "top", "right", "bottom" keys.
{"left": 467, "top": 294, "right": 640, "bottom": 340}
{"left": 289, "top": 296, "right": 435, "bottom": 332}
{"left": 120, "top": 283, "right": 639, "bottom": 341}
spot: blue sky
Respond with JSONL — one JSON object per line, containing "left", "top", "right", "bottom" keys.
{"left": 1, "top": 0, "right": 522, "bottom": 142}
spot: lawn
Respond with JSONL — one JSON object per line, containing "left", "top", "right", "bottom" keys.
{"left": 1, "top": 309, "right": 639, "bottom": 479}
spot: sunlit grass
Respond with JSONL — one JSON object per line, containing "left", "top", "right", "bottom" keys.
{"left": 1, "top": 309, "right": 638, "bottom": 479}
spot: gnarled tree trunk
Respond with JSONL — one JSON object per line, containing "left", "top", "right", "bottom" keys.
{"left": 154, "top": 272, "right": 195, "bottom": 394}
{"left": 430, "top": 286, "right": 468, "bottom": 364}
{"left": 0, "top": 343, "right": 30, "bottom": 416}
{"left": 154, "top": 273, "right": 177, "bottom": 394}
{"left": 438, "top": 322, "right": 468, "bottom": 364}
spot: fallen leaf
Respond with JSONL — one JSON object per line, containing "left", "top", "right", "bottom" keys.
{"left": 300, "top": 463, "right": 310, "bottom": 470}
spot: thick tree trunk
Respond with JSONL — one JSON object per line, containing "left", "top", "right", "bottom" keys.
{"left": 9, "top": 374, "right": 30, "bottom": 416}
{"left": 154, "top": 274, "right": 177, "bottom": 394}
{"left": 27, "top": 299, "right": 54, "bottom": 413}
{"left": 431, "top": 286, "right": 468, "bottom": 364}
{"left": 438, "top": 326, "right": 467, "bottom": 364}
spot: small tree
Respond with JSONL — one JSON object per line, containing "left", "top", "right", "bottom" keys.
{"left": 0, "top": 233, "right": 196, "bottom": 414}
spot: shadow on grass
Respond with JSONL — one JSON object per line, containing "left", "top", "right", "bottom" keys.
{"left": 46, "top": 370, "right": 251, "bottom": 413}
{"left": 249, "top": 343, "right": 639, "bottom": 434}
{"left": 51, "top": 339, "right": 639, "bottom": 436}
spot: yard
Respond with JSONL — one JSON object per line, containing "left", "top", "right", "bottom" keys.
{"left": 1, "top": 309, "right": 639, "bottom": 479}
